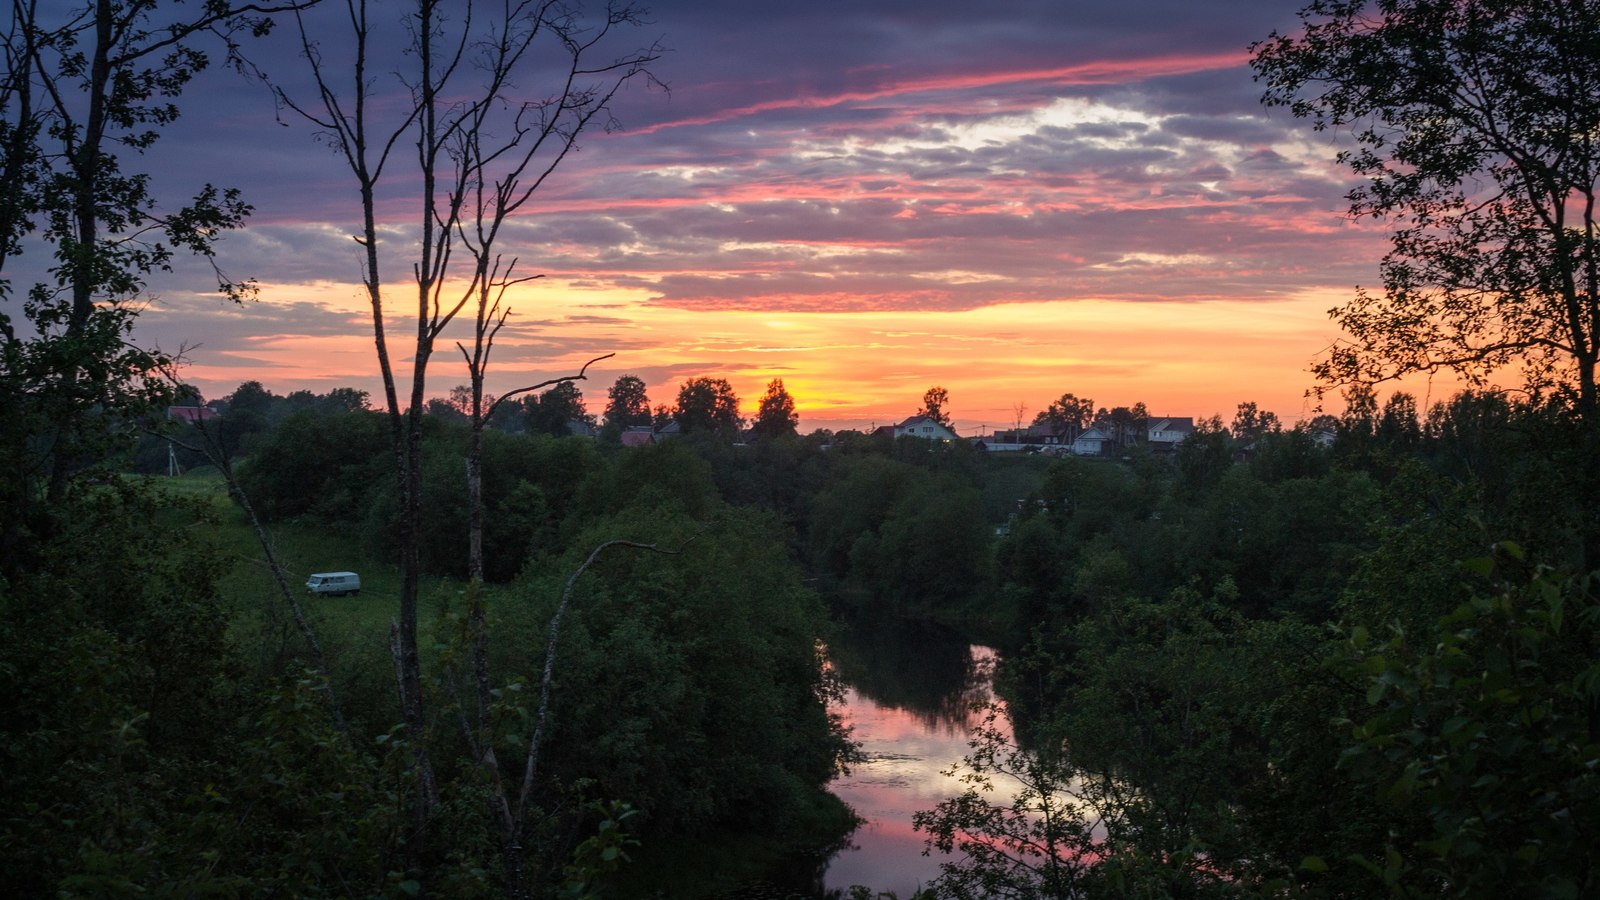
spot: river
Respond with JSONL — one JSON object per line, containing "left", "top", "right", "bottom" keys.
{"left": 818, "top": 616, "right": 1005, "bottom": 897}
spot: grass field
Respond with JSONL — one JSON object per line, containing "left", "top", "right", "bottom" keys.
{"left": 148, "top": 471, "right": 503, "bottom": 706}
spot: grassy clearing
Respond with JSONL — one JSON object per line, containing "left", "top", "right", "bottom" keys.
{"left": 147, "top": 472, "right": 499, "bottom": 696}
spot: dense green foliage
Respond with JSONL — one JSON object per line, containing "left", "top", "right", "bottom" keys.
{"left": 6, "top": 411, "right": 859, "bottom": 896}
{"left": 521, "top": 500, "right": 850, "bottom": 833}
{"left": 523, "top": 382, "right": 595, "bottom": 438}
{"left": 1254, "top": 0, "right": 1600, "bottom": 417}
{"left": 0, "top": 481, "right": 419, "bottom": 897}
{"left": 9, "top": 368, "right": 1598, "bottom": 897}
{"left": 8, "top": 0, "right": 1599, "bottom": 894}
{"left": 1335, "top": 553, "right": 1599, "bottom": 897}
{"left": 672, "top": 376, "right": 744, "bottom": 436}
{"left": 910, "top": 391, "right": 1599, "bottom": 898}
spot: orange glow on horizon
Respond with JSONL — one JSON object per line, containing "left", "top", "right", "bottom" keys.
{"left": 161, "top": 275, "right": 1458, "bottom": 432}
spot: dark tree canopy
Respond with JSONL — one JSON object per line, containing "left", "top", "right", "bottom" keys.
{"left": 918, "top": 386, "right": 951, "bottom": 426}
{"left": 1033, "top": 392, "right": 1095, "bottom": 440}
{"left": 1094, "top": 403, "right": 1149, "bottom": 448}
{"left": 604, "top": 374, "right": 652, "bottom": 428}
{"left": 283, "top": 387, "right": 371, "bottom": 417}
{"left": 424, "top": 397, "right": 466, "bottom": 423}
{"left": 673, "top": 376, "right": 743, "bottom": 435}
{"left": 1231, "top": 401, "right": 1282, "bottom": 441}
{"left": 0, "top": 0, "right": 274, "bottom": 525}
{"left": 1252, "top": 0, "right": 1600, "bottom": 417}
{"left": 1378, "top": 391, "right": 1422, "bottom": 448}
{"left": 524, "top": 381, "right": 590, "bottom": 437}
{"left": 751, "top": 378, "right": 799, "bottom": 439}
{"left": 422, "top": 385, "right": 475, "bottom": 423}
{"left": 224, "top": 381, "right": 277, "bottom": 416}
{"left": 319, "top": 387, "right": 371, "bottom": 414}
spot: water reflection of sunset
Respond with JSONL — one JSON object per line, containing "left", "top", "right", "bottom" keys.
{"left": 824, "top": 647, "right": 1007, "bottom": 895}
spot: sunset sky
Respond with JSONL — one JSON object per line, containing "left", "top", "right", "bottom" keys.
{"left": 111, "top": 0, "right": 1427, "bottom": 433}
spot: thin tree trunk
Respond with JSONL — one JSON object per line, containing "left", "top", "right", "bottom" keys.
{"left": 172, "top": 423, "right": 349, "bottom": 737}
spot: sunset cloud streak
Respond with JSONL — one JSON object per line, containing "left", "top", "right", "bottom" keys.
{"left": 99, "top": 0, "right": 1401, "bottom": 429}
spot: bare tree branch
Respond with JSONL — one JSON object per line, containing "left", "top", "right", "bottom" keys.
{"left": 157, "top": 413, "right": 348, "bottom": 739}
{"left": 485, "top": 352, "right": 616, "bottom": 423}
{"left": 514, "top": 537, "right": 685, "bottom": 833}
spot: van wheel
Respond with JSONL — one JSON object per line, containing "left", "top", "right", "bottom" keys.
{"left": 352, "top": 590, "right": 360, "bottom": 597}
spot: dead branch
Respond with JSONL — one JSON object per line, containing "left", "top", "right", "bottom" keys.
{"left": 160, "top": 417, "right": 349, "bottom": 739}
{"left": 512, "top": 537, "right": 683, "bottom": 834}
{"left": 484, "top": 352, "right": 616, "bottom": 423}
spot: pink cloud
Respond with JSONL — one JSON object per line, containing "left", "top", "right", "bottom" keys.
{"left": 633, "top": 51, "right": 1250, "bottom": 135}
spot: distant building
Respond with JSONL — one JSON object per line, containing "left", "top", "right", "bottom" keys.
{"left": 891, "top": 415, "right": 959, "bottom": 441}
{"left": 1071, "top": 426, "right": 1112, "bottom": 456}
{"left": 993, "top": 423, "right": 1061, "bottom": 446}
{"left": 619, "top": 421, "right": 681, "bottom": 446}
{"left": 166, "top": 405, "right": 219, "bottom": 424}
{"left": 619, "top": 425, "right": 655, "bottom": 447}
{"left": 1146, "top": 417, "right": 1196, "bottom": 452}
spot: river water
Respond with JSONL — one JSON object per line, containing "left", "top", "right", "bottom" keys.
{"left": 818, "top": 617, "right": 1005, "bottom": 896}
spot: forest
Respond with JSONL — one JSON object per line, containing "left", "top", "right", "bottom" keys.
{"left": 9, "top": 373, "right": 1597, "bottom": 897}
{"left": 4, "top": 0, "right": 1600, "bottom": 897}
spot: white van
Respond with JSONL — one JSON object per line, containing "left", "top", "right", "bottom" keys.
{"left": 306, "top": 572, "right": 361, "bottom": 597}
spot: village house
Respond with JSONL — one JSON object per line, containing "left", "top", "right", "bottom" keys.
{"left": 1070, "top": 426, "right": 1113, "bottom": 456}
{"left": 1063, "top": 416, "right": 1196, "bottom": 457}
{"left": 881, "top": 414, "right": 960, "bottom": 442}
{"left": 619, "top": 425, "right": 656, "bottom": 447}
{"left": 1146, "top": 417, "right": 1196, "bottom": 452}
{"left": 619, "top": 420, "right": 681, "bottom": 446}
{"left": 992, "top": 423, "right": 1065, "bottom": 446}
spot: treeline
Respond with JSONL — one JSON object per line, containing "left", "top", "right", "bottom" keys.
{"left": 137, "top": 373, "right": 814, "bottom": 474}
{"left": 218, "top": 376, "right": 1592, "bottom": 635}
{"left": 221, "top": 389, "right": 1007, "bottom": 616}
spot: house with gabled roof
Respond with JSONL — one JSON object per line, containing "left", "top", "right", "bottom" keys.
{"left": 619, "top": 420, "right": 682, "bottom": 447}
{"left": 1146, "top": 417, "right": 1196, "bottom": 451}
{"left": 619, "top": 425, "right": 656, "bottom": 447}
{"left": 892, "top": 415, "right": 959, "bottom": 441}
{"left": 993, "top": 423, "right": 1063, "bottom": 446}
{"left": 1071, "top": 426, "right": 1113, "bottom": 456}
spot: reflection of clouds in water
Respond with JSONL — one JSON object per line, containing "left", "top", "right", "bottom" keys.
{"left": 825, "top": 643, "right": 1010, "bottom": 895}
{"left": 824, "top": 622, "right": 990, "bottom": 734}
{"left": 851, "top": 751, "right": 934, "bottom": 789}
